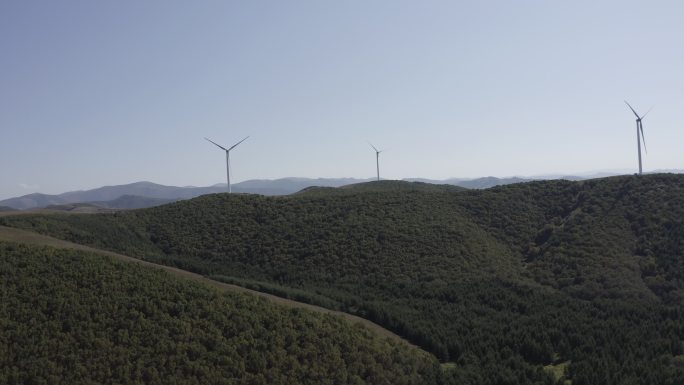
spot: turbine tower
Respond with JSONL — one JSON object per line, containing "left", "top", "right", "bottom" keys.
{"left": 369, "top": 142, "right": 382, "bottom": 181}
{"left": 205, "top": 136, "right": 249, "bottom": 193}
{"left": 624, "top": 101, "right": 650, "bottom": 175}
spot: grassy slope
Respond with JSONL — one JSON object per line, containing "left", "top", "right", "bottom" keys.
{"left": 2, "top": 175, "right": 684, "bottom": 384}
{"left": 0, "top": 241, "right": 440, "bottom": 385}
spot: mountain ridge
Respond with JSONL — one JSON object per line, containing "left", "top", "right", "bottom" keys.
{"left": 4, "top": 171, "right": 683, "bottom": 211}
{"left": 0, "top": 175, "right": 603, "bottom": 210}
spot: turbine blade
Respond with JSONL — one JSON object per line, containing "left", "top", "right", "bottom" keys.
{"left": 640, "top": 121, "right": 647, "bottom": 154}
{"left": 228, "top": 136, "right": 249, "bottom": 151}
{"left": 368, "top": 142, "right": 379, "bottom": 152}
{"left": 624, "top": 100, "right": 641, "bottom": 119}
{"left": 641, "top": 106, "right": 654, "bottom": 120}
{"left": 205, "top": 137, "right": 228, "bottom": 151}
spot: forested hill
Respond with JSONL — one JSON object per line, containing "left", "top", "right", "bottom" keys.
{"left": 2, "top": 174, "right": 684, "bottom": 384}
{"left": 0, "top": 242, "right": 439, "bottom": 385}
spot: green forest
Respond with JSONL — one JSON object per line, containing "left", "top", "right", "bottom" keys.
{"left": 2, "top": 174, "right": 684, "bottom": 384}
{"left": 0, "top": 242, "right": 440, "bottom": 385}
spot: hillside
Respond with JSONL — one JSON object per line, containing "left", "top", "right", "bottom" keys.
{"left": 42, "top": 203, "right": 115, "bottom": 213}
{"left": 91, "top": 194, "right": 178, "bottom": 209}
{"left": 299, "top": 180, "right": 466, "bottom": 196}
{"left": 39, "top": 196, "right": 175, "bottom": 211}
{"left": 2, "top": 174, "right": 684, "bottom": 384}
{"left": 0, "top": 241, "right": 440, "bottom": 385}
{"left": 406, "top": 176, "right": 535, "bottom": 189}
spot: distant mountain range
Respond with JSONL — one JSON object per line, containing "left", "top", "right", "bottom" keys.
{"left": 0, "top": 179, "right": 365, "bottom": 210}
{"left": 2, "top": 171, "right": 682, "bottom": 211}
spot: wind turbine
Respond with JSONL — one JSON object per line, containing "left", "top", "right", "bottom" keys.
{"left": 369, "top": 142, "right": 382, "bottom": 181}
{"left": 205, "top": 136, "right": 249, "bottom": 193}
{"left": 624, "top": 101, "right": 651, "bottom": 175}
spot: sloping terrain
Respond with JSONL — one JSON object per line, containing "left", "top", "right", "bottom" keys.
{"left": 2, "top": 175, "right": 684, "bottom": 384}
{"left": 0, "top": 241, "right": 440, "bottom": 385}
{"left": 90, "top": 195, "right": 178, "bottom": 209}
{"left": 43, "top": 203, "right": 115, "bottom": 213}
{"left": 0, "top": 225, "right": 415, "bottom": 345}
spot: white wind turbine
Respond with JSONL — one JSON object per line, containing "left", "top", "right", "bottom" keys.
{"left": 205, "top": 136, "right": 249, "bottom": 193}
{"left": 624, "top": 101, "right": 652, "bottom": 175}
{"left": 369, "top": 142, "right": 382, "bottom": 181}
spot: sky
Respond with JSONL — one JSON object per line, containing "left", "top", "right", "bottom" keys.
{"left": 1, "top": 0, "right": 683, "bottom": 199}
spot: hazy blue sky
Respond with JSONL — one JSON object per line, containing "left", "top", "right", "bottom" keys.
{"left": 2, "top": 1, "right": 683, "bottom": 199}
